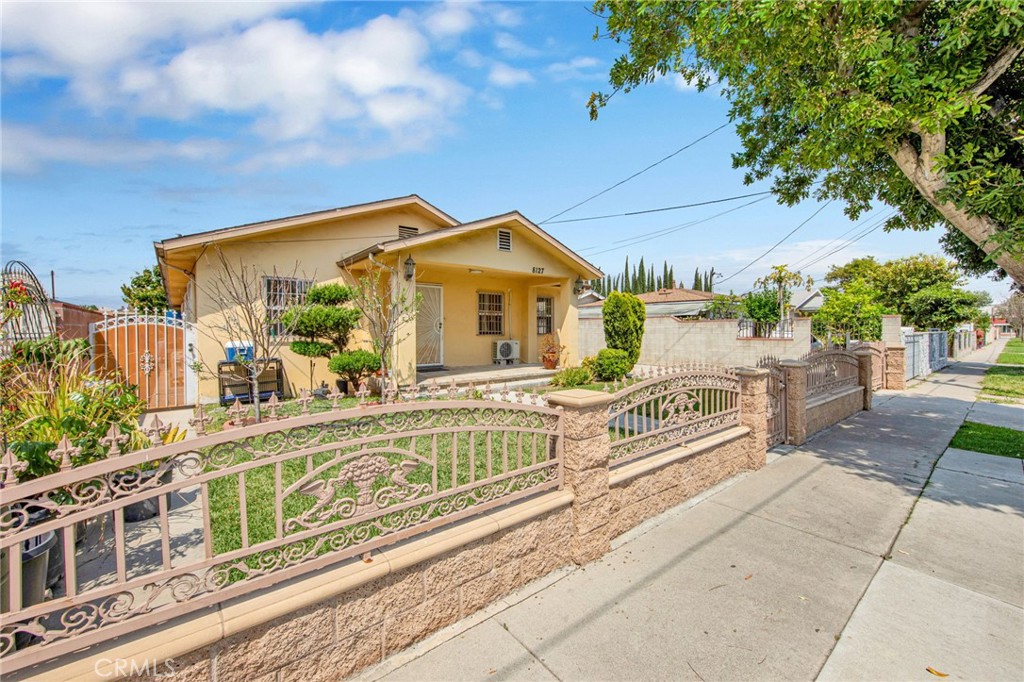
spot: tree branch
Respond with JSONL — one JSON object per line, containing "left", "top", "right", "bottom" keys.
{"left": 896, "top": 0, "right": 931, "bottom": 37}
{"left": 968, "top": 42, "right": 1023, "bottom": 96}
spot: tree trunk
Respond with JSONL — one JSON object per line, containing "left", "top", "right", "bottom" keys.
{"left": 250, "top": 370, "right": 263, "bottom": 423}
{"left": 889, "top": 137, "right": 1024, "bottom": 284}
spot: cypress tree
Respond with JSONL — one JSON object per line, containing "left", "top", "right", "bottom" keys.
{"left": 693, "top": 268, "right": 701, "bottom": 291}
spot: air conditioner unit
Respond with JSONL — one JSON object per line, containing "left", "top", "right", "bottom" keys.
{"left": 492, "top": 340, "right": 520, "bottom": 365}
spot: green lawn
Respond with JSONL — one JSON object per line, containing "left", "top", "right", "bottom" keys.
{"left": 949, "top": 421, "right": 1024, "bottom": 459}
{"left": 981, "top": 365, "right": 1024, "bottom": 400}
{"left": 204, "top": 410, "right": 553, "bottom": 573}
{"left": 202, "top": 395, "right": 360, "bottom": 433}
{"left": 996, "top": 339, "right": 1024, "bottom": 364}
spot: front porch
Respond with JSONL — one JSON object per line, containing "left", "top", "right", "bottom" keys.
{"left": 415, "top": 363, "right": 558, "bottom": 389}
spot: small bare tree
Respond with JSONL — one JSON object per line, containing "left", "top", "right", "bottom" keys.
{"left": 192, "top": 247, "right": 311, "bottom": 422}
{"left": 345, "top": 255, "right": 420, "bottom": 400}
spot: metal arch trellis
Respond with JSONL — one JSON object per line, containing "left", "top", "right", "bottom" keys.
{"left": 1, "top": 260, "right": 55, "bottom": 348}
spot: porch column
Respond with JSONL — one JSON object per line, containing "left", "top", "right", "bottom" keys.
{"left": 392, "top": 258, "right": 417, "bottom": 387}
{"left": 556, "top": 279, "right": 578, "bottom": 367}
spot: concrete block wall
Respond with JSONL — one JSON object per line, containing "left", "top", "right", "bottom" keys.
{"left": 579, "top": 317, "right": 813, "bottom": 367}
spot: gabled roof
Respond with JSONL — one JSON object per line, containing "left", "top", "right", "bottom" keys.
{"left": 336, "top": 211, "right": 604, "bottom": 279}
{"left": 793, "top": 289, "right": 824, "bottom": 310}
{"left": 154, "top": 195, "right": 459, "bottom": 252}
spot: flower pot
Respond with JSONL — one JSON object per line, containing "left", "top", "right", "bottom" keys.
{"left": 1, "top": 529, "right": 56, "bottom": 648}
{"left": 115, "top": 469, "right": 173, "bottom": 523}
{"left": 542, "top": 357, "right": 558, "bottom": 370}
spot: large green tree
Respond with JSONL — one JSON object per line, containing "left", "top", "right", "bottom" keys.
{"left": 120, "top": 265, "right": 169, "bottom": 312}
{"left": 591, "top": 1, "right": 1024, "bottom": 283}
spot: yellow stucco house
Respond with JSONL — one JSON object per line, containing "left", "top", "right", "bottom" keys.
{"left": 155, "top": 195, "right": 602, "bottom": 400}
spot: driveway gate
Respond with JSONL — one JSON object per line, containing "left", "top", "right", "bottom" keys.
{"left": 90, "top": 311, "right": 197, "bottom": 409}
{"left": 758, "top": 355, "right": 787, "bottom": 447}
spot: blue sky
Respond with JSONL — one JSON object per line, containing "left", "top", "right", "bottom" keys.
{"left": 1, "top": 1, "right": 1011, "bottom": 308}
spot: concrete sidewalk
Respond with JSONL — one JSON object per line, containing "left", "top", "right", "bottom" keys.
{"left": 354, "top": 340, "right": 1023, "bottom": 682}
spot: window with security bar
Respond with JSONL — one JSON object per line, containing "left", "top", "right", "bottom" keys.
{"left": 537, "top": 296, "right": 553, "bottom": 335}
{"left": 478, "top": 292, "right": 504, "bottom": 335}
{"left": 265, "top": 276, "right": 312, "bottom": 337}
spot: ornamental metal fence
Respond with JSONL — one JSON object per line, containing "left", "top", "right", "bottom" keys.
{"left": 607, "top": 364, "right": 742, "bottom": 465}
{"left": 0, "top": 394, "right": 563, "bottom": 672}
{"left": 803, "top": 349, "right": 860, "bottom": 399}
{"left": 737, "top": 317, "right": 794, "bottom": 339}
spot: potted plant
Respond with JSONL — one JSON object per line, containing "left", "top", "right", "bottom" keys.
{"left": 539, "top": 333, "right": 565, "bottom": 370}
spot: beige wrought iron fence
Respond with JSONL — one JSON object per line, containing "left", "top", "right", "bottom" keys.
{"left": 0, "top": 396, "right": 563, "bottom": 672}
{"left": 803, "top": 349, "right": 860, "bottom": 398}
{"left": 607, "top": 365, "right": 741, "bottom": 465}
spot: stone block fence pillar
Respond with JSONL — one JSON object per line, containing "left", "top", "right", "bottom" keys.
{"left": 885, "top": 344, "right": 907, "bottom": 391}
{"left": 734, "top": 367, "right": 769, "bottom": 468}
{"left": 882, "top": 314, "right": 903, "bottom": 346}
{"left": 778, "top": 360, "right": 808, "bottom": 446}
{"left": 854, "top": 349, "right": 874, "bottom": 411}
{"left": 545, "top": 389, "right": 614, "bottom": 565}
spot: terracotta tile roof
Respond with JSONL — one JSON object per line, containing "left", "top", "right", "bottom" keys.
{"left": 580, "top": 288, "right": 714, "bottom": 308}
{"left": 634, "top": 288, "right": 716, "bottom": 303}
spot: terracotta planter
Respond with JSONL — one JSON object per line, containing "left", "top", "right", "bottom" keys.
{"left": 541, "top": 356, "right": 558, "bottom": 370}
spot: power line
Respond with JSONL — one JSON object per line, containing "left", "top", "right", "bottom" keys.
{"left": 539, "top": 121, "right": 732, "bottom": 224}
{"left": 578, "top": 196, "right": 770, "bottom": 258}
{"left": 787, "top": 209, "right": 886, "bottom": 270}
{"left": 797, "top": 213, "right": 893, "bottom": 271}
{"left": 717, "top": 201, "right": 833, "bottom": 285}
{"left": 543, "top": 191, "right": 772, "bottom": 224}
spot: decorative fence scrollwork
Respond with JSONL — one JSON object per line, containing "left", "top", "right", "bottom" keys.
{"left": 608, "top": 365, "right": 741, "bottom": 465}
{"left": 804, "top": 349, "right": 860, "bottom": 398}
{"left": 0, "top": 399, "right": 562, "bottom": 672}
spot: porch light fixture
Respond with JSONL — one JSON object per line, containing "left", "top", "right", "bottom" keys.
{"left": 403, "top": 256, "right": 416, "bottom": 281}
{"left": 573, "top": 277, "right": 585, "bottom": 295}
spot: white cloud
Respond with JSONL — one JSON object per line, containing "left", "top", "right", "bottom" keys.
{"left": 422, "top": 1, "right": 478, "bottom": 38}
{"left": 1, "top": 123, "right": 228, "bottom": 174}
{"left": 3, "top": 5, "right": 473, "bottom": 168}
{"left": 493, "top": 32, "right": 539, "bottom": 58}
{"left": 456, "top": 49, "right": 487, "bottom": 69}
{"left": 488, "top": 63, "right": 534, "bottom": 88}
{"left": 547, "top": 57, "right": 603, "bottom": 82}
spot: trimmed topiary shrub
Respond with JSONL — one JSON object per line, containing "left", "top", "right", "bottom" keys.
{"left": 594, "top": 348, "right": 632, "bottom": 381}
{"left": 602, "top": 291, "right": 645, "bottom": 367}
{"left": 549, "top": 366, "right": 594, "bottom": 388}
{"left": 328, "top": 350, "right": 382, "bottom": 389}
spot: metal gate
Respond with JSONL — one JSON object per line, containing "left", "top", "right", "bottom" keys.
{"left": 758, "top": 355, "right": 787, "bottom": 447}
{"left": 90, "top": 311, "right": 196, "bottom": 409}
{"left": 903, "top": 332, "right": 924, "bottom": 380}
{"left": 851, "top": 341, "right": 885, "bottom": 390}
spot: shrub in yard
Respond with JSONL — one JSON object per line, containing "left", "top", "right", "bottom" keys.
{"left": 602, "top": 291, "right": 645, "bottom": 366}
{"left": 549, "top": 366, "right": 594, "bottom": 388}
{"left": 594, "top": 348, "right": 632, "bottom": 381}
{"left": 328, "top": 350, "right": 382, "bottom": 389}
{"left": 5, "top": 354, "right": 147, "bottom": 480}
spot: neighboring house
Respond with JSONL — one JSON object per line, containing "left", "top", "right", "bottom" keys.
{"left": 578, "top": 287, "right": 715, "bottom": 319}
{"left": 155, "top": 195, "right": 602, "bottom": 399}
{"left": 51, "top": 300, "right": 103, "bottom": 340}
{"left": 576, "top": 289, "right": 605, "bottom": 307}
{"left": 793, "top": 289, "right": 824, "bottom": 316}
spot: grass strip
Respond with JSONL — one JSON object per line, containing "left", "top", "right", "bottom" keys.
{"left": 949, "top": 421, "right": 1024, "bottom": 459}
{"left": 981, "top": 365, "right": 1024, "bottom": 400}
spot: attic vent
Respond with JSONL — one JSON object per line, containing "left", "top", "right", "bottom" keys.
{"left": 398, "top": 225, "right": 419, "bottom": 239}
{"left": 497, "top": 229, "right": 512, "bottom": 252}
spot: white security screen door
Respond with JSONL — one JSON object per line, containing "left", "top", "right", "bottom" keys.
{"left": 416, "top": 284, "right": 443, "bottom": 366}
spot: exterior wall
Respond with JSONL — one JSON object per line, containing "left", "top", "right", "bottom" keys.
{"left": 192, "top": 209, "right": 450, "bottom": 399}
{"left": 52, "top": 301, "right": 103, "bottom": 340}
{"left": 806, "top": 387, "right": 865, "bottom": 436}
{"left": 580, "top": 316, "right": 812, "bottom": 366}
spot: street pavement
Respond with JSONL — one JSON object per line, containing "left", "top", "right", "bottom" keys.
{"left": 354, "top": 339, "right": 1023, "bottom": 682}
